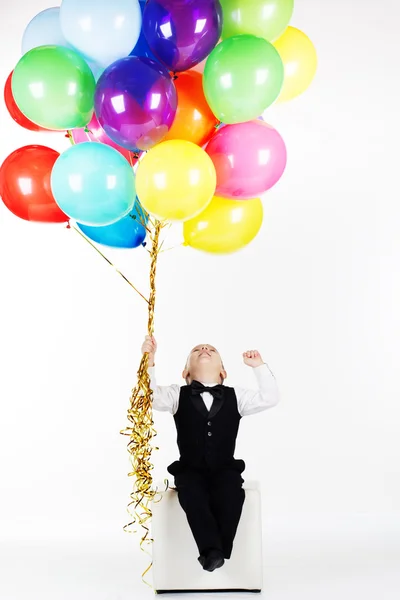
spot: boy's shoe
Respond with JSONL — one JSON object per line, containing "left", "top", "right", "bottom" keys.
{"left": 199, "top": 548, "right": 225, "bottom": 572}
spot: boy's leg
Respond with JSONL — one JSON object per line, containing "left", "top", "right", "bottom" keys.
{"left": 174, "top": 468, "right": 223, "bottom": 557}
{"left": 209, "top": 468, "right": 245, "bottom": 559}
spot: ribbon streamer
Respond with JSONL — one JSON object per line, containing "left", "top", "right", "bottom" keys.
{"left": 120, "top": 219, "right": 169, "bottom": 587}
{"left": 71, "top": 224, "right": 149, "bottom": 304}
{"left": 65, "top": 130, "right": 173, "bottom": 586}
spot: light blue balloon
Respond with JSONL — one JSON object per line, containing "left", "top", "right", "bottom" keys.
{"left": 60, "top": 0, "right": 142, "bottom": 68}
{"left": 51, "top": 142, "right": 136, "bottom": 226}
{"left": 21, "top": 7, "right": 103, "bottom": 80}
{"left": 22, "top": 8, "right": 67, "bottom": 54}
{"left": 77, "top": 200, "right": 148, "bottom": 248}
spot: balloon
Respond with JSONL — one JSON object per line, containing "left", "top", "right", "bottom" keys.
{"left": 205, "top": 120, "right": 287, "bottom": 199}
{"left": 4, "top": 72, "right": 49, "bottom": 132}
{"left": 143, "top": 0, "right": 222, "bottom": 72}
{"left": 273, "top": 26, "right": 318, "bottom": 102}
{"left": 163, "top": 71, "right": 219, "bottom": 146}
{"left": 60, "top": 0, "right": 142, "bottom": 67}
{"left": 136, "top": 140, "right": 216, "bottom": 221}
{"left": 21, "top": 8, "right": 103, "bottom": 81}
{"left": 22, "top": 7, "right": 69, "bottom": 54}
{"left": 0, "top": 145, "right": 68, "bottom": 223}
{"left": 191, "top": 57, "right": 208, "bottom": 75}
{"left": 203, "top": 34, "right": 284, "bottom": 123}
{"left": 77, "top": 200, "right": 148, "bottom": 248}
{"left": 87, "top": 63, "right": 104, "bottom": 82}
{"left": 11, "top": 45, "right": 95, "bottom": 130}
{"left": 71, "top": 114, "right": 139, "bottom": 166}
{"left": 130, "top": 0, "right": 159, "bottom": 62}
{"left": 51, "top": 142, "right": 136, "bottom": 226}
{"left": 94, "top": 56, "right": 177, "bottom": 153}
{"left": 191, "top": 39, "right": 221, "bottom": 74}
{"left": 219, "top": 0, "right": 294, "bottom": 42}
{"left": 183, "top": 195, "right": 263, "bottom": 254}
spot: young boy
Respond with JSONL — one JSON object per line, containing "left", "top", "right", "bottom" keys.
{"left": 141, "top": 335, "right": 280, "bottom": 573}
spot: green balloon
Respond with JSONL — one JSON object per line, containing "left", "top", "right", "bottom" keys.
{"left": 203, "top": 35, "right": 284, "bottom": 124}
{"left": 11, "top": 45, "right": 95, "bottom": 130}
{"left": 220, "top": 0, "right": 294, "bottom": 42}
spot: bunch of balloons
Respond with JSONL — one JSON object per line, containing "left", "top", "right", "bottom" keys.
{"left": 0, "top": 0, "right": 317, "bottom": 254}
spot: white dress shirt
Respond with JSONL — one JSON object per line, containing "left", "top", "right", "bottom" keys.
{"left": 148, "top": 363, "right": 280, "bottom": 417}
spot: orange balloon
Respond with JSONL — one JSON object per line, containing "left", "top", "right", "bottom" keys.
{"left": 163, "top": 71, "right": 219, "bottom": 146}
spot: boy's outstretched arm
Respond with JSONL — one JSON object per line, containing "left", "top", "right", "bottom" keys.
{"left": 141, "top": 335, "right": 179, "bottom": 414}
{"left": 235, "top": 350, "right": 280, "bottom": 417}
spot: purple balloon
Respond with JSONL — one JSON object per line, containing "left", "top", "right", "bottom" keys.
{"left": 143, "top": 0, "right": 222, "bottom": 72}
{"left": 94, "top": 56, "right": 177, "bottom": 153}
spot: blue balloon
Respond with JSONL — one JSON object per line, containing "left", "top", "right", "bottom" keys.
{"left": 60, "top": 0, "right": 142, "bottom": 68}
{"left": 130, "top": 0, "right": 159, "bottom": 62}
{"left": 21, "top": 7, "right": 103, "bottom": 80}
{"left": 51, "top": 142, "right": 136, "bottom": 226}
{"left": 142, "top": 0, "right": 222, "bottom": 72}
{"left": 22, "top": 8, "right": 67, "bottom": 54}
{"left": 77, "top": 200, "right": 148, "bottom": 248}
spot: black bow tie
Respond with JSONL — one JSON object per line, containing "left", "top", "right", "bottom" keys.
{"left": 190, "top": 380, "right": 224, "bottom": 400}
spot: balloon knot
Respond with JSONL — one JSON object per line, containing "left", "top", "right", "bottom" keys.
{"left": 142, "top": 242, "right": 147, "bottom": 247}
{"left": 66, "top": 221, "right": 71, "bottom": 229}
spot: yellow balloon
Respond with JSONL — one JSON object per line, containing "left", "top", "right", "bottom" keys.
{"left": 135, "top": 140, "right": 216, "bottom": 221}
{"left": 183, "top": 195, "right": 263, "bottom": 254}
{"left": 273, "top": 26, "right": 317, "bottom": 102}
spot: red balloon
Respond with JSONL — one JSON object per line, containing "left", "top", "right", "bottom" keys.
{"left": 4, "top": 71, "right": 48, "bottom": 132}
{"left": 0, "top": 145, "right": 68, "bottom": 223}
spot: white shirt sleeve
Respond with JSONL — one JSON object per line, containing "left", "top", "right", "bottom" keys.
{"left": 148, "top": 367, "right": 180, "bottom": 415}
{"left": 235, "top": 363, "right": 280, "bottom": 417}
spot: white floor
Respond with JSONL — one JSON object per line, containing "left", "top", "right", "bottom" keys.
{"left": 1, "top": 513, "right": 399, "bottom": 600}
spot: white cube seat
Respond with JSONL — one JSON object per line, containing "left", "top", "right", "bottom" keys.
{"left": 150, "top": 480, "right": 263, "bottom": 594}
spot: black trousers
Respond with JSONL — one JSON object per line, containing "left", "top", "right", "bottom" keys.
{"left": 173, "top": 466, "right": 245, "bottom": 559}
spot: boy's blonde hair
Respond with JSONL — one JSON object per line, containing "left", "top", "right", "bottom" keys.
{"left": 184, "top": 353, "right": 226, "bottom": 385}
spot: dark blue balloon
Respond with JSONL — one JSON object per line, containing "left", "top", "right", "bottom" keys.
{"left": 77, "top": 200, "right": 148, "bottom": 249}
{"left": 129, "top": 0, "right": 159, "bottom": 62}
{"left": 143, "top": 0, "right": 222, "bottom": 72}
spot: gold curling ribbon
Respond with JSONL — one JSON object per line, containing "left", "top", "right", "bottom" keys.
{"left": 120, "top": 219, "right": 170, "bottom": 588}
{"left": 71, "top": 219, "right": 166, "bottom": 587}
{"left": 64, "top": 131, "right": 175, "bottom": 586}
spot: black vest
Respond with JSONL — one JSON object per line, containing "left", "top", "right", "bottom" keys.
{"left": 167, "top": 384, "right": 245, "bottom": 475}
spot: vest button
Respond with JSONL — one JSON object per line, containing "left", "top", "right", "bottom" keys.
{"left": 207, "top": 421, "right": 212, "bottom": 426}
{"left": 208, "top": 432, "right": 212, "bottom": 437}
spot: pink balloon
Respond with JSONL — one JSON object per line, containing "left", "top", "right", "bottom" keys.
{"left": 71, "top": 114, "right": 138, "bottom": 165}
{"left": 205, "top": 120, "right": 287, "bottom": 199}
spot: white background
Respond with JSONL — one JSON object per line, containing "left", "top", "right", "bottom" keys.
{"left": 0, "top": 0, "right": 399, "bottom": 598}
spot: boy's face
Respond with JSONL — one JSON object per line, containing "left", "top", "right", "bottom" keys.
{"left": 183, "top": 344, "right": 227, "bottom": 384}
